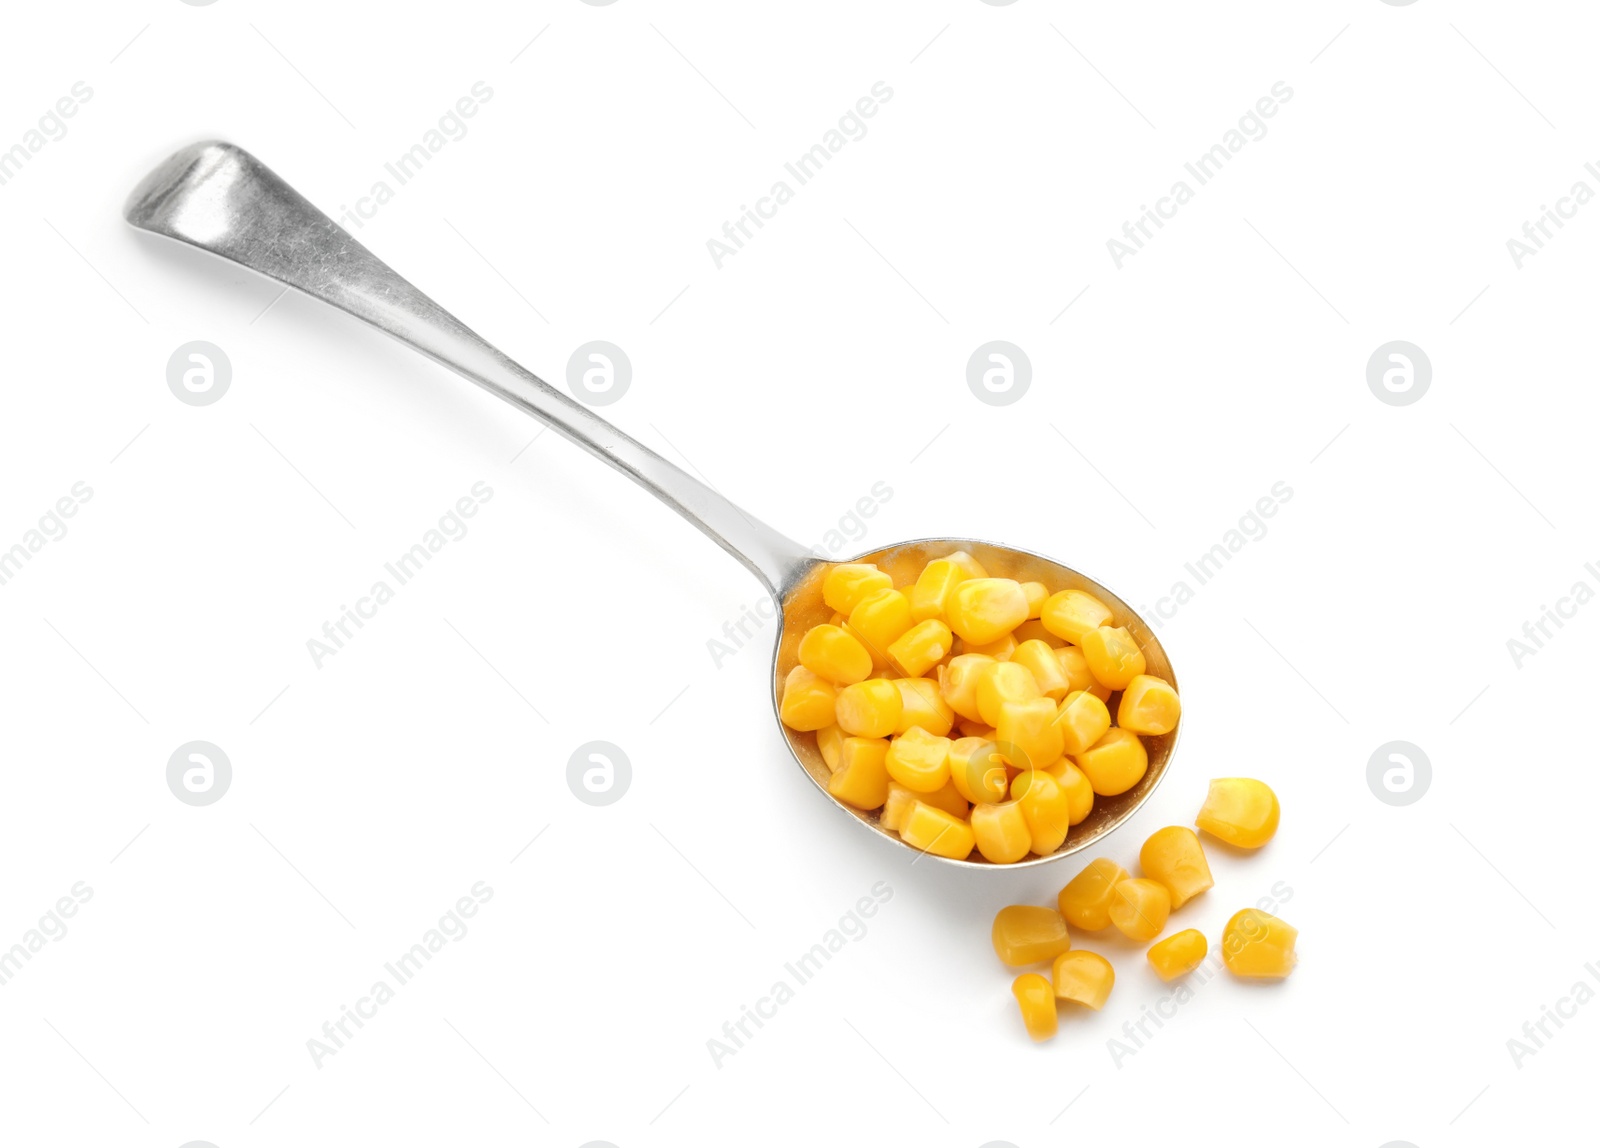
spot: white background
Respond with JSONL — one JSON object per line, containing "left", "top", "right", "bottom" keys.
{"left": 1, "top": 2, "right": 1595, "bottom": 1145}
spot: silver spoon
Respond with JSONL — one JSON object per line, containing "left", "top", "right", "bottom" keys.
{"left": 124, "top": 140, "right": 1180, "bottom": 868}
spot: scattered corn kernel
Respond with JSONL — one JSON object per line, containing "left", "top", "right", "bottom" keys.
{"left": 827, "top": 737, "right": 890, "bottom": 810}
{"left": 798, "top": 623, "right": 872, "bottom": 686}
{"left": 887, "top": 618, "right": 953, "bottom": 677}
{"left": 1058, "top": 858, "right": 1129, "bottom": 930}
{"left": 991, "top": 904, "right": 1072, "bottom": 966}
{"left": 1040, "top": 588, "right": 1113, "bottom": 644}
{"left": 971, "top": 801, "right": 1032, "bottom": 863}
{"left": 779, "top": 666, "right": 836, "bottom": 732}
{"left": 1196, "top": 777, "right": 1279, "bottom": 849}
{"left": 953, "top": 632, "right": 1017, "bottom": 661}
{"left": 884, "top": 726, "right": 952, "bottom": 793}
{"left": 1108, "top": 878, "right": 1171, "bottom": 942}
{"left": 849, "top": 587, "right": 914, "bottom": 660}
{"left": 1118, "top": 673, "right": 1181, "bottom": 735}
{"left": 823, "top": 563, "right": 892, "bottom": 614}
{"left": 996, "top": 697, "right": 1064, "bottom": 771}
{"left": 948, "top": 578, "right": 1030, "bottom": 645}
{"left": 1075, "top": 726, "right": 1148, "bottom": 796}
{"left": 1020, "top": 581, "right": 1049, "bottom": 619}
{"left": 1221, "top": 909, "right": 1297, "bottom": 979}
{"left": 1013, "top": 619, "right": 1062, "bottom": 647}
{"left": 976, "top": 660, "right": 1042, "bottom": 727}
{"left": 1012, "top": 639, "right": 1071, "bottom": 701}
{"left": 955, "top": 717, "right": 995, "bottom": 739}
{"left": 899, "top": 800, "right": 974, "bottom": 860}
{"left": 1147, "top": 929, "right": 1208, "bottom": 981}
{"left": 1046, "top": 758, "right": 1095, "bottom": 825}
{"left": 1081, "top": 625, "right": 1146, "bottom": 690}
{"left": 892, "top": 677, "right": 955, "bottom": 737}
{"left": 948, "top": 738, "right": 1010, "bottom": 804}
{"left": 834, "top": 679, "right": 903, "bottom": 738}
{"left": 816, "top": 724, "right": 845, "bottom": 772}
{"left": 1054, "top": 690, "right": 1111, "bottom": 756}
{"left": 1054, "top": 645, "right": 1111, "bottom": 702}
{"left": 880, "top": 782, "right": 919, "bottom": 832}
{"left": 920, "top": 777, "right": 970, "bottom": 820}
{"left": 938, "top": 653, "right": 996, "bottom": 722}
{"left": 1011, "top": 769, "right": 1070, "bottom": 855}
{"left": 1012, "top": 973, "right": 1058, "bottom": 1042}
{"left": 1138, "top": 826, "right": 1213, "bottom": 908}
{"left": 1051, "top": 950, "right": 1114, "bottom": 1010}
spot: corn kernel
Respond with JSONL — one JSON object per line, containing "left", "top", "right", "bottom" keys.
{"left": 1058, "top": 858, "right": 1129, "bottom": 930}
{"left": 887, "top": 618, "right": 953, "bottom": 677}
{"left": 1012, "top": 639, "right": 1071, "bottom": 701}
{"left": 1221, "top": 909, "right": 1297, "bottom": 979}
{"left": 910, "top": 551, "right": 984, "bottom": 621}
{"left": 976, "top": 661, "right": 1042, "bottom": 727}
{"left": 1196, "top": 778, "right": 1279, "bottom": 849}
{"left": 948, "top": 738, "right": 1010, "bottom": 804}
{"left": 779, "top": 666, "right": 836, "bottom": 731}
{"left": 1020, "top": 581, "right": 1049, "bottom": 619}
{"left": 1051, "top": 950, "right": 1114, "bottom": 1010}
{"left": 1118, "top": 674, "right": 1181, "bottom": 735}
{"left": 920, "top": 777, "right": 970, "bottom": 820}
{"left": 845, "top": 620, "right": 892, "bottom": 671}
{"left": 1013, "top": 619, "right": 1063, "bottom": 647}
{"left": 945, "top": 550, "right": 988, "bottom": 579}
{"left": 991, "top": 904, "right": 1072, "bottom": 965}
{"left": 899, "top": 800, "right": 974, "bottom": 860}
{"left": 948, "top": 578, "right": 1031, "bottom": 645}
{"left": 1012, "top": 973, "right": 1058, "bottom": 1042}
{"left": 1054, "top": 646, "right": 1111, "bottom": 702}
{"left": 827, "top": 737, "right": 890, "bottom": 810}
{"left": 892, "top": 677, "right": 955, "bottom": 737}
{"left": 1081, "top": 625, "right": 1146, "bottom": 690}
{"left": 823, "top": 563, "right": 893, "bottom": 614}
{"left": 1040, "top": 588, "right": 1113, "bottom": 644}
{"left": 1075, "top": 727, "right": 1148, "bottom": 796}
{"left": 1054, "top": 690, "right": 1111, "bottom": 756}
{"left": 955, "top": 717, "right": 995, "bottom": 739}
{"left": 1147, "top": 929, "right": 1208, "bottom": 981}
{"left": 1011, "top": 769, "right": 1071, "bottom": 855}
{"left": 1046, "top": 758, "right": 1095, "bottom": 825}
{"left": 996, "top": 697, "right": 1064, "bottom": 770}
{"left": 798, "top": 624, "right": 872, "bottom": 686}
{"left": 971, "top": 801, "right": 1032, "bottom": 863}
{"left": 1108, "top": 878, "right": 1171, "bottom": 942}
{"left": 834, "top": 679, "right": 903, "bottom": 738}
{"left": 938, "top": 653, "right": 996, "bottom": 722}
{"left": 885, "top": 726, "right": 952, "bottom": 793}
{"left": 953, "top": 632, "right": 1017, "bottom": 661}
{"left": 1138, "top": 826, "right": 1214, "bottom": 908}
{"left": 880, "top": 782, "right": 919, "bottom": 832}
{"left": 848, "top": 587, "right": 914, "bottom": 660}
{"left": 817, "top": 724, "right": 846, "bottom": 772}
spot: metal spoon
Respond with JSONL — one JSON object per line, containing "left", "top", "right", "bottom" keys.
{"left": 124, "top": 140, "right": 1179, "bottom": 868}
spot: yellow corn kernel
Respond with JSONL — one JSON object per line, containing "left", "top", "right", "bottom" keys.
{"left": 919, "top": 777, "right": 970, "bottom": 820}
{"left": 1046, "top": 758, "right": 1095, "bottom": 825}
{"left": 1010, "top": 769, "right": 1070, "bottom": 855}
{"left": 887, "top": 618, "right": 953, "bottom": 677}
{"left": 892, "top": 677, "right": 955, "bottom": 737}
{"left": 956, "top": 717, "right": 995, "bottom": 739}
{"left": 1139, "top": 826, "right": 1214, "bottom": 908}
{"left": 971, "top": 801, "right": 1032, "bottom": 863}
{"left": 1221, "top": 909, "right": 1298, "bottom": 979}
{"left": 995, "top": 697, "right": 1064, "bottom": 771}
{"left": 953, "top": 632, "right": 1017, "bottom": 661}
{"left": 1147, "top": 929, "right": 1208, "bottom": 982}
{"left": 1012, "top": 639, "right": 1071, "bottom": 701}
{"left": 817, "top": 724, "right": 846, "bottom": 772}
{"left": 937, "top": 653, "right": 996, "bottom": 722}
{"left": 1051, "top": 950, "right": 1114, "bottom": 1010}
{"left": 948, "top": 578, "right": 1031, "bottom": 645}
{"left": 1013, "top": 619, "right": 1063, "bottom": 647}
{"left": 1054, "top": 646, "right": 1111, "bottom": 702}
{"left": 1108, "top": 878, "right": 1171, "bottom": 942}
{"left": 976, "top": 660, "right": 1042, "bottom": 727}
{"left": 1057, "top": 858, "right": 1129, "bottom": 930}
{"left": 909, "top": 557, "right": 969, "bottom": 622}
{"left": 880, "top": 782, "right": 919, "bottom": 832}
{"left": 1075, "top": 727, "right": 1148, "bottom": 796}
{"left": 822, "top": 562, "right": 893, "bottom": 614}
{"left": 1118, "top": 674, "right": 1181, "bottom": 735}
{"left": 1054, "top": 690, "right": 1111, "bottom": 756}
{"left": 1196, "top": 778, "right": 1279, "bottom": 849}
{"left": 798, "top": 624, "right": 872, "bottom": 686}
{"left": 848, "top": 587, "right": 914, "bottom": 659}
{"left": 1080, "top": 625, "right": 1146, "bottom": 690}
{"left": 945, "top": 550, "right": 988, "bottom": 579}
{"left": 1020, "top": 581, "right": 1049, "bottom": 619}
{"left": 779, "top": 666, "right": 836, "bottom": 731}
{"left": 885, "top": 726, "right": 951, "bottom": 792}
{"left": 827, "top": 737, "right": 890, "bottom": 810}
{"left": 834, "top": 679, "right": 903, "bottom": 738}
{"left": 991, "top": 904, "right": 1072, "bottom": 965}
{"left": 899, "top": 801, "right": 974, "bottom": 860}
{"left": 1040, "top": 588, "right": 1113, "bottom": 644}
{"left": 1012, "top": 973, "right": 1058, "bottom": 1042}
{"left": 948, "top": 738, "right": 1010, "bottom": 804}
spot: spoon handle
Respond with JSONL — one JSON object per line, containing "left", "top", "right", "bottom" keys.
{"left": 125, "top": 141, "right": 815, "bottom": 598}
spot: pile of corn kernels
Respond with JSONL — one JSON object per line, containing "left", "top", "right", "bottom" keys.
{"left": 778, "top": 551, "right": 1180, "bottom": 862}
